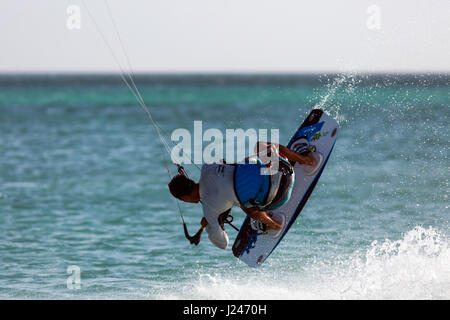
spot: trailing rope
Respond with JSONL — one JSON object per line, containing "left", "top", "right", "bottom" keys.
{"left": 81, "top": 0, "right": 202, "bottom": 239}
{"left": 81, "top": 0, "right": 174, "bottom": 159}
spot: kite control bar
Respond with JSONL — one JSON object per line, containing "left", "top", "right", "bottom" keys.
{"left": 183, "top": 221, "right": 204, "bottom": 246}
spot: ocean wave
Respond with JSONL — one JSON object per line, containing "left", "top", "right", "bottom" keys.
{"left": 154, "top": 226, "right": 450, "bottom": 300}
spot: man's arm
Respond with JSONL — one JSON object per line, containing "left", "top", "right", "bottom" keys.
{"left": 200, "top": 217, "right": 208, "bottom": 229}
{"left": 240, "top": 206, "right": 282, "bottom": 230}
{"left": 255, "top": 141, "right": 316, "bottom": 166}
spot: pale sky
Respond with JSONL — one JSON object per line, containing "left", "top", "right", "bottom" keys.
{"left": 0, "top": 0, "right": 449, "bottom": 73}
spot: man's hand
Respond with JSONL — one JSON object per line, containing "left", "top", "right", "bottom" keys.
{"left": 187, "top": 217, "right": 208, "bottom": 245}
{"left": 189, "top": 228, "right": 202, "bottom": 245}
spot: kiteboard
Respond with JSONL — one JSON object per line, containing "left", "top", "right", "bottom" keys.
{"left": 232, "top": 109, "right": 339, "bottom": 267}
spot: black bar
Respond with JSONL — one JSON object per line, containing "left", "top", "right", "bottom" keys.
{"left": 0, "top": 300, "right": 446, "bottom": 318}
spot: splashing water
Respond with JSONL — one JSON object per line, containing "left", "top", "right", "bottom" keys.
{"left": 335, "top": 226, "right": 450, "bottom": 299}
{"left": 151, "top": 226, "right": 450, "bottom": 300}
{"left": 311, "top": 72, "right": 362, "bottom": 124}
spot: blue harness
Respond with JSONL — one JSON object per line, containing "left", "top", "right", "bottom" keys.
{"left": 233, "top": 156, "right": 294, "bottom": 210}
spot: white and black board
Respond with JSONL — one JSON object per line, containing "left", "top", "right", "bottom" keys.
{"left": 232, "top": 109, "right": 339, "bottom": 267}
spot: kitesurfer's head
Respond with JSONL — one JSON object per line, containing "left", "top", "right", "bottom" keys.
{"left": 168, "top": 174, "right": 199, "bottom": 203}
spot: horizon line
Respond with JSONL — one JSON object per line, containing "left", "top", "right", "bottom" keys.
{"left": 0, "top": 70, "right": 449, "bottom": 76}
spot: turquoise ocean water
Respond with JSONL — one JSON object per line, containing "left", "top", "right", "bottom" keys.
{"left": 0, "top": 74, "right": 449, "bottom": 299}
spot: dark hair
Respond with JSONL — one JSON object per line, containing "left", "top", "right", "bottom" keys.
{"left": 168, "top": 174, "right": 196, "bottom": 198}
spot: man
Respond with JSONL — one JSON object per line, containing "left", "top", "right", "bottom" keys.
{"left": 168, "top": 139, "right": 322, "bottom": 249}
